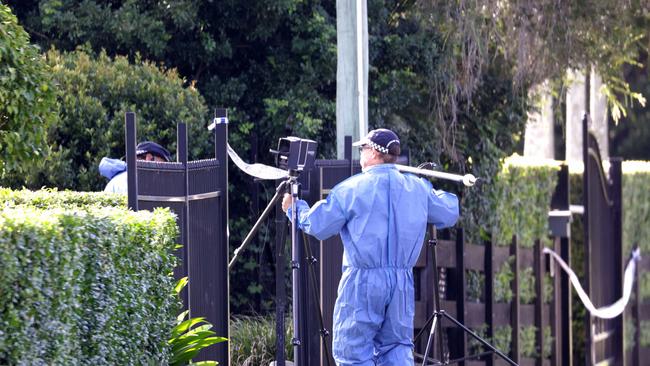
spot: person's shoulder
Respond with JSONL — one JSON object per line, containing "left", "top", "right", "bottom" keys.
{"left": 333, "top": 171, "right": 371, "bottom": 190}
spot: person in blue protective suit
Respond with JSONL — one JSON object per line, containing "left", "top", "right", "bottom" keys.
{"left": 281, "top": 128, "right": 459, "bottom": 366}
{"left": 99, "top": 141, "right": 172, "bottom": 193}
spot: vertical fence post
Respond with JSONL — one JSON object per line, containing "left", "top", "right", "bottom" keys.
{"left": 511, "top": 235, "right": 520, "bottom": 364}
{"left": 486, "top": 239, "right": 495, "bottom": 366}
{"left": 610, "top": 157, "right": 624, "bottom": 363}
{"left": 550, "top": 163, "right": 571, "bottom": 366}
{"left": 178, "top": 122, "right": 190, "bottom": 313}
{"left": 125, "top": 112, "right": 138, "bottom": 211}
{"left": 551, "top": 237, "right": 560, "bottom": 366}
{"left": 535, "top": 239, "right": 544, "bottom": 366}
{"left": 213, "top": 108, "right": 230, "bottom": 365}
{"left": 582, "top": 114, "right": 593, "bottom": 366}
{"left": 633, "top": 247, "right": 640, "bottom": 366}
{"left": 456, "top": 228, "right": 466, "bottom": 366}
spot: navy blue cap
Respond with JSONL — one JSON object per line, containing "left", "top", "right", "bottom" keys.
{"left": 352, "top": 128, "right": 401, "bottom": 155}
{"left": 136, "top": 141, "right": 172, "bottom": 162}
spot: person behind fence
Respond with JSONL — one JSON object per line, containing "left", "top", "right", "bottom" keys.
{"left": 281, "top": 128, "right": 459, "bottom": 365}
{"left": 99, "top": 141, "right": 172, "bottom": 194}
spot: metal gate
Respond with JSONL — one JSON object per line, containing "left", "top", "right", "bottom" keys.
{"left": 582, "top": 114, "right": 624, "bottom": 365}
{"left": 125, "top": 110, "right": 230, "bottom": 364}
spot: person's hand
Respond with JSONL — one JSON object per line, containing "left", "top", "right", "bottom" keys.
{"left": 281, "top": 193, "right": 293, "bottom": 213}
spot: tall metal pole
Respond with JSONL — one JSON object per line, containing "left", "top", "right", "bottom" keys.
{"left": 290, "top": 176, "right": 303, "bottom": 365}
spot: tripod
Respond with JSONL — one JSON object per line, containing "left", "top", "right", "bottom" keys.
{"left": 414, "top": 225, "right": 518, "bottom": 366}
{"left": 229, "top": 173, "right": 332, "bottom": 366}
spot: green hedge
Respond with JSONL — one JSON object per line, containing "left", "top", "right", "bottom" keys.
{"left": 490, "top": 155, "right": 559, "bottom": 247}
{"left": 0, "top": 188, "right": 126, "bottom": 209}
{"left": 0, "top": 194, "right": 178, "bottom": 364}
{"left": 622, "top": 161, "right": 650, "bottom": 254}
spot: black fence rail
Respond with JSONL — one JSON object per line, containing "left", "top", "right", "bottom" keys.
{"left": 412, "top": 230, "right": 560, "bottom": 366}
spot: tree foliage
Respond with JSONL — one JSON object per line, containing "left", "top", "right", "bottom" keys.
{"left": 0, "top": 4, "right": 56, "bottom": 180}
{"left": 4, "top": 48, "right": 210, "bottom": 191}
{"left": 415, "top": 0, "right": 649, "bottom": 144}
{"left": 6, "top": 0, "right": 535, "bottom": 314}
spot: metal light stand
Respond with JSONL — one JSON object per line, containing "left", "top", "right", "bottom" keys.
{"left": 288, "top": 170, "right": 332, "bottom": 366}
{"left": 414, "top": 225, "right": 518, "bottom": 366}
{"left": 288, "top": 172, "right": 302, "bottom": 363}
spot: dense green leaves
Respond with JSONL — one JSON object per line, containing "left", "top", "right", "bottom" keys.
{"left": 0, "top": 4, "right": 56, "bottom": 180}
{"left": 230, "top": 315, "right": 293, "bottom": 366}
{"left": 0, "top": 191, "right": 178, "bottom": 365}
{"left": 4, "top": 48, "right": 211, "bottom": 191}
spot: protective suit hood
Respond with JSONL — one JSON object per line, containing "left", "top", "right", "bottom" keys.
{"left": 99, "top": 158, "right": 127, "bottom": 180}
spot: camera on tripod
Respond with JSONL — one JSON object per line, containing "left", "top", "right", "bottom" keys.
{"left": 270, "top": 136, "right": 317, "bottom": 172}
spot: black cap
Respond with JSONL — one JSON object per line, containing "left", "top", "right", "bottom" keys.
{"left": 136, "top": 141, "right": 172, "bottom": 162}
{"left": 352, "top": 128, "right": 401, "bottom": 155}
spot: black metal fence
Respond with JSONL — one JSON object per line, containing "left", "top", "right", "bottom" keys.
{"left": 118, "top": 109, "right": 640, "bottom": 366}
{"left": 125, "top": 110, "right": 230, "bottom": 364}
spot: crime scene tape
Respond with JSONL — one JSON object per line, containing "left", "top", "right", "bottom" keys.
{"left": 227, "top": 143, "right": 288, "bottom": 180}
{"left": 544, "top": 247, "right": 641, "bottom": 319}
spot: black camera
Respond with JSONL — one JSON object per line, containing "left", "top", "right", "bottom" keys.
{"left": 270, "top": 137, "right": 317, "bottom": 172}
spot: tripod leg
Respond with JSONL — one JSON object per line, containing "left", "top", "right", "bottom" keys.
{"left": 422, "top": 313, "right": 439, "bottom": 366}
{"left": 440, "top": 312, "right": 518, "bottom": 366}
{"left": 229, "top": 179, "right": 288, "bottom": 269}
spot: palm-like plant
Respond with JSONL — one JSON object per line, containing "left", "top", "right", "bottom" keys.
{"left": 169, "top": 277, "right": 227, "bottom": 365}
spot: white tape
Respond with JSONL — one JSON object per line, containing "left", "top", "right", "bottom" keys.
{"left": 544, "top": 247, "right": 641, "bottom": 319}
{"left": 207, "top": 117, "right": 229, "bottom": 131}
{"left": 227, "top": 143, "right": 288, "bottom": 180}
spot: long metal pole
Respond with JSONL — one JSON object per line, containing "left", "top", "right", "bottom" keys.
{"left": 395, "top": 164, "right": 477, "bottom": 187}
{"left": 290, "top": 177, "right": 302, "bottom": 364}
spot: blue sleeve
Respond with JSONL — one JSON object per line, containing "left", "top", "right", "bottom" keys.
{"left": 286, "top": 194, "right": 347, "bottom": 241}
{"left": 427, "top": 186, "right": 459, "bottom": 228}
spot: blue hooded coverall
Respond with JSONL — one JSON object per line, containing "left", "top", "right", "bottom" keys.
{"left": 287, "top": 163, "right": 459, "bottom": 365}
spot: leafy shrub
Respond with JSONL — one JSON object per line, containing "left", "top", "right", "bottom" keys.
{"left": 625, "top": 318, "right": 636, "bottom": 351}
{"left": 466, "top": 270, "right": 485, "bottom": 303}
{"left": 519, "top": 267, "right": 536, "bottom": 304}
{"left": 0, "top": 187, "right": 125, "bottom": 208}
{"left": 493, "top": 326, "right": 512, "bottom": 356}
{"left": 170, "top": 278, "right": 226, "bottom": 366}
{"left": 622, "top": 161, "right": 650, "bottom": 254}
{"left": 0, "top": 4, "right": 57, "bottom": 180}
{"left": 519, "top": 326, "right": 537, "bottom": 358}
{"left": 494, "top": 256, "right": 515, "bottom": 303}
{"left": 0, "top": 198, "right": 178, "bottom": 365}
{"left": 467, "top": 324, "right": 488, "bottom": 355}
{"left": 230, "top": 315, "right": 293, "bottom": 366}
{"left": 490, "top": 155, "right": 560, "bottom": 247}
{"left": 6, "top": 48, "right": 210, "bottom": 192}
{"left": 641, "top": 321, "right": 650, "bottom": 348}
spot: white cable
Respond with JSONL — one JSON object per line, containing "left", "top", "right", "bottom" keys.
{"left": 544, "top": 247, "right": 641, "bottom": 319}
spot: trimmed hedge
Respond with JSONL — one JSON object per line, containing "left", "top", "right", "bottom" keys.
{"left": 0, "top": 188, "right": 126, "bottom": 209}
{"left": 622, "top": 161, "right": 650, "bottom": 254}
{"left": 490, "top": 155, "right": 560, "bottom": 247}
{"left": 0, "top": 193, "right": 178, "bottom": 365}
